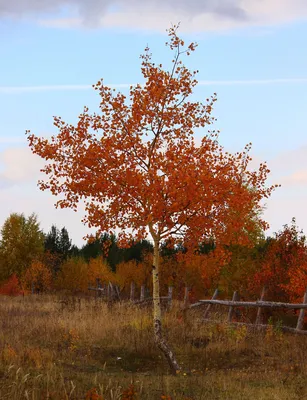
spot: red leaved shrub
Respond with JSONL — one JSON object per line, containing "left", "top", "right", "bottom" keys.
{"left": 0, "top": 274, "right": 23, "bottom": 296}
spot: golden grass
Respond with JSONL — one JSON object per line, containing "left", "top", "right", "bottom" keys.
{"left": 1, "top": 294, "right": 307, "bottom": 399}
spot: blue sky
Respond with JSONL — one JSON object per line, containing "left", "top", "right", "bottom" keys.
{"left": 0, "top": 0, "right": 307, "bottom": 246}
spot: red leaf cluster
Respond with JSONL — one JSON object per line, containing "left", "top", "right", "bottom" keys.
{"left": 250, "top": 218, "right": 307, "bottom": 302}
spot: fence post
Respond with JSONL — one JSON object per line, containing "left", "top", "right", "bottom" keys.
{"left": 102, "top": 283, "right": 107, "bottom": 299}
{"left": 115, "top": 285, "right": 121, "bottom": 301}
{"left": 296, "top": 288, "right": 307, "bottom": 331}
{"left": 96, "top": 278, "right": 102, "bottom": 298}
{"left": 130, "top": 281, "right": 135, "bottom": 302}
{"left": 107, "top": 282, "right": 110, "bottom": 301}
{"left": 183, "top": 286, "right": 190, "bottom": 309}
{"left": 140, "top": 285, "right": 145, "bottom": 301}
{"left": 109, "top": 282, "right": 115, "bottom": 302}
{"left": 168, "top": 286, "right": 173, "bottom": 309}
{"left": 255, "top": 286, "right": 266, "bottom": 325}
{"left": 228, "top": 291, "right": 239, "bottom": 323}
{"left": 203, "top": 288, "right": 219, "bottom": 320}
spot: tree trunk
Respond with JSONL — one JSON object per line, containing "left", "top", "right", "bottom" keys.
{"left": 152, "top": 238, "right": 181, "bottom": 375}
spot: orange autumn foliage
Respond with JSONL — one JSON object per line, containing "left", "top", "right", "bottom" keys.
{"left": 55, "top": 256, "right": 114, "bottom": 293}
{"left": 21, "top": 260, "right": 52, "bottom": 293}
{"left": 164, "top": 247, "right": 228, "bottom": 300}
{"left": 87, "top": 257, "right": 115, "bottom": 286}
{"left": 26, "top": 25, "right": 277, "bottom": 255}
{"left": 200, "top": 246, "right": 231, "bottom": 291}
{"left": 115, "top": 256, "right": 152, "bottom": 290}
{"left": 283, "top": 267, "right": 307, "bottom": 302}
{"left": 250, "top": 218, "right": 307, "bottom": 302}
{"left": 55, "top": 257, "right": 88, "bottom": 293}
{"left": 121, "top": 384, "right": 137, "bottom": 400}
{"left": 115, "top": 259, "right": 140, "bottom": 289}
{"left": 0, "top": 274, "right": 23, "bottom": 296}
{"left": 85, "top": 388, "right": 103, "bottom": 400}
{"left": 278, "top": 221, "right": 307, "bottom": 302}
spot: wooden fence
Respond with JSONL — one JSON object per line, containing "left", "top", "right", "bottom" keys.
{"left": 88, "top": 279, "right": 173, "bottom": 307}
{"left": 190, "top": 287, "right": 307, "bottom": 335}
{"left": 87, "top": 280, "right": 307, "bottom": 335}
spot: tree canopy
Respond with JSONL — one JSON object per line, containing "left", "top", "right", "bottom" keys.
{"left": 0, "top": 213, "right": 44, "bottom": 280}
{"left": 26, "top": 25, "right": 277, "bottom": 252}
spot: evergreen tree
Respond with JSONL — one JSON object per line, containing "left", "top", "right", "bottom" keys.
{"left": 80, "top": 233, "right": 153, "bottom": 271}
{"left": 69, "top": 245, "right": 80, "bottom": 258}
{"left": 44, "top": 225, "right": 73, "bottom": 275}
{"left": 59, "top": 227, "right": 72, "bottom": 259}
{"left": 44, "top": 225, "right": 60, "bottom": 253}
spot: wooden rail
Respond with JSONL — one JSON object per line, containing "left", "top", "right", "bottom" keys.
{"left": 190, "top": 299, "right": 307, "bottom": 310}
{"left": 189, "top": 287, "right": 307, "bottom": 334}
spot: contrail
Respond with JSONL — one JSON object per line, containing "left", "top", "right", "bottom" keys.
{"left": 1, "top": 78, "right": 307, "bottom": 93}
{"left": 198, "top": 78, "right": 307, "bottom": 85}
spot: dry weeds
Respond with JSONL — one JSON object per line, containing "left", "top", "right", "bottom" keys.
{"left": 1, "top": 294, "right": 307, "bottom": 399}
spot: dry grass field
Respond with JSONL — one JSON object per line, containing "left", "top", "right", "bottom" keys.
{"left": 1, "top": 294, "right": 307, "bottom": 399}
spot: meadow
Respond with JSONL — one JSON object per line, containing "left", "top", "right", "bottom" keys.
{"left": 1, "top": 294, "right": 307, "bottom": 400}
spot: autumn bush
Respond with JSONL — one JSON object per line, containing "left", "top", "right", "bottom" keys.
{"left": 55, "top": 256, "right": 89, "bottom": 292}
{"left": 88, "top": 257, "right": 115, "bottom": 287}
{"left": 0, "top": 273, "right": 23, "bottom": 296}
{"left": 21, "top": 260, "right": 52, "bottom": 293}
{"left": 249, "top": 218, "right": 307, "bottom": 303}
{"left": 115, "top": 258, "right": 152, "bottom": 298}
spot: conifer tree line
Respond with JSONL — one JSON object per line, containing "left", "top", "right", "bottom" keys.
{"left": 1, "top": 211, "right": 307, "bottom": 305}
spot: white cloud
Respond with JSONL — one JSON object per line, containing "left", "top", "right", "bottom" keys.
{"left": 280, "top": 170, "right": 307, "bottom": 186}
{"left": 0, "top": 147, "right": 44, "bottom": 187}
{"left": 1, "top": 0, "right": 307, "bottom": 32}
{"left": 270, "top": 145, "right": 307, "bottom": 175}
{"left": 262, "top": 193, "right": 307, "bottom": 236}
{"left": 0, "top": 145, "right": 92, "bottom": 245}
{"left": 259, "top": 144, "right": 307, "bottom": 234}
